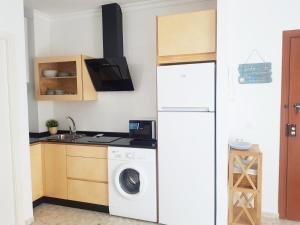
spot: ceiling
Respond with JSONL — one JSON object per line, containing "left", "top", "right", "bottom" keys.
{"left": 24, "top": 0, "right": 144, "bottom": 15}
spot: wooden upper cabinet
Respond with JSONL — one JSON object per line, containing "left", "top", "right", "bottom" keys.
{"left": 30, "top": 144, "right": 44, "bottom": 201}
{"left": 34, "top": 55, "right": 97, "bottom": 101}
{"left": 44, "top": 144, "right": 68, "bottom": 199}
{"left": 157, "top": 10, "right": 216, "bottom": 64}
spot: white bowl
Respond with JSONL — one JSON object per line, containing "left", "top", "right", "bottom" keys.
{"left": 43, "top": 70, "right": 58, "bottom": 77}
{"left": 229, "top": 141, "right": 252, "bottom": 150}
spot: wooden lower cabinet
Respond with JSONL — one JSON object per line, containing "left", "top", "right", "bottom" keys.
{"left": 68, "top": 179, "right": 108, "bottom": 205}
{"left": 30, "top": 143, "right": 108, "bottom": 206}
{"left": 30, "top": 144, "right": 44, "bottom": 201}
{"left": 44, "top": 144, "right": 68, "bottom": 199}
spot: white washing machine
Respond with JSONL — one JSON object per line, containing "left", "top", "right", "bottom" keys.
{"left": 108, "top": 146, "right": 157, "bottom": 222}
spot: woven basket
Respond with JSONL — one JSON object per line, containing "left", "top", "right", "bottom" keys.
{"left": 233, "top": 173, "right": 257, "bottom": 189}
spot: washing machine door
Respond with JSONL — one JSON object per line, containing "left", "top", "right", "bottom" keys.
{"left": 114, "top": 164, "right": 146, "bottom": 199}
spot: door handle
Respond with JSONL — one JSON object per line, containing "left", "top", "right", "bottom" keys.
{"left": 294, "top": 103, "right": 300, "bottom": 111}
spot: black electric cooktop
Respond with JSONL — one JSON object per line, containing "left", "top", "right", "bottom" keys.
{"left": 87, "top": 136, "right": 121, "bottom": 144}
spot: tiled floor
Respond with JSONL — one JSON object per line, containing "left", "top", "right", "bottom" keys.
{"left": 32, "top": 204, "right": 300, "bottom": 225}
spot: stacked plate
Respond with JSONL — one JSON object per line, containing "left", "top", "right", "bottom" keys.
{"left": 46, "top": 89, "right": 65, "bottom": 95}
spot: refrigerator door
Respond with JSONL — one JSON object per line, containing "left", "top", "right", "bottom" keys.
{"left": 158, "top": 112, "right": 215, "bottom": 225}
{"left": 157, "top": 63, "right": 215, "bottom": 112}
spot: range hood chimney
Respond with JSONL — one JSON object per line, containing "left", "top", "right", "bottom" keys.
{"left": 102, "top": 3, "right": 123, "bottom": 57}
{"left": 85, "top": 3, "right": 134, "bottom": 91}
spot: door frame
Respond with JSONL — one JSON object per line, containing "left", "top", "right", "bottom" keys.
{"left": 0, "top": 33, "right": 34, "bottom": 224}
{"left": 279, "top": 29, "right": 300, "bottom": 218}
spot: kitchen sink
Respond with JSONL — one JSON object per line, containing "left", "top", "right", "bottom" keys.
{"left": 47, "top": 133, "right": 85, "bottom": 141}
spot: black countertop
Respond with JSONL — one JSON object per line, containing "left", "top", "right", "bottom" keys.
{"left": 29, "top": 133, "right": 157, "bottom": 149}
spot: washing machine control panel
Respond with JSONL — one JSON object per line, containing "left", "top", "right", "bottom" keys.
{"left": 110, "top": 149, "right": 137, "bottom": 160}
{"left": 108, "top": 147, "right": 156, "bottom": 163}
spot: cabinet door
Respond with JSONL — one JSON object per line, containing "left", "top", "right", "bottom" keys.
{"left": 68, "top": 179, "right": 108, "bottom": 205}
{"left": 30, "top": 144, "right": 44, "bottom": 201}
{"left": 157, "top": 10, "right": 216, "bottom": 63}
{"left": 44, "top": 144, "right": 67, "bottom": 199}
{"left": 82, "top": 55, "right": 97, "bottom": 101}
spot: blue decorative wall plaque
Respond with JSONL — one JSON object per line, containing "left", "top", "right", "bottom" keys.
{"left": 238, "top": 62, "right": 272, "bottom": 84}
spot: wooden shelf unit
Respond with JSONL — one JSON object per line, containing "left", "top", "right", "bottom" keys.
{"left": 34, "top": 55, "right": 97, "bottom": 101}
{"left": 228, "top": 146, "right": 262, "bottom": 225}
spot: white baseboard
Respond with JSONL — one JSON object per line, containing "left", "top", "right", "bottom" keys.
{"left": 25, "top": 217, "right": 34, "bottom": 225}
{"left": 262, "top": 212, "right": 279, "bottom": 219}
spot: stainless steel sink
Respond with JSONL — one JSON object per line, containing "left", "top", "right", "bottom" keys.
{"left": 47, "top": 133, "right": 85, "bottom": 141}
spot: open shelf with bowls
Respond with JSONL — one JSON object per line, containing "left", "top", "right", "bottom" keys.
{"left": 34, "top": 55, "right": 97, "bottom": 101}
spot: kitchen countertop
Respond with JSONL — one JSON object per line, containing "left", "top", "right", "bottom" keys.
{"left": 29, "top": 134, "right": 157, "bottom": 149}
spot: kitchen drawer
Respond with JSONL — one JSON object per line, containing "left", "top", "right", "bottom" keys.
{"left": 66, "top": 145, "right": 107, "bottom": 158}
{"left": 68, "top": 179, "right": 108, "bottom": 205}
{"left": 67, "top": 156, "right": 108, "bottom": 182}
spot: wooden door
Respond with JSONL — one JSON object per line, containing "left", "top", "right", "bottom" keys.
{"left": 44, "top": 144, "right": 67, "bottom": 199}
{"left": 280, "top": 30, "right": 300, "bottom": 220}
{"left": 30, "top": 144, "right": 44, "bottom": 201}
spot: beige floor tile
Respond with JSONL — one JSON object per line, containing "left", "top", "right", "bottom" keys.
{"left": 33, "top": 204, "right": 156, "bottom": 225}
{"left": 32, "top": 203, "right": 300, "bottom": 225}
{"left": 262, "top": 216, "right": 300, "bottom": 225}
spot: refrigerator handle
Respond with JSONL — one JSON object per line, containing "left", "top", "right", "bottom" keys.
{"left": 160, "top": 107, "right": 211, "bottom": 112}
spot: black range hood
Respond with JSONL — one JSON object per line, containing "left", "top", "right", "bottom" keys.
{"left": 85, "top": 3, "right": 134, "bottom": 91}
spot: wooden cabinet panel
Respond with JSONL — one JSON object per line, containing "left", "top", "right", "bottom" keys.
{"left": 157, "top": 10, "right": 216, "bottom": 64}
{"left": 66, "top": 145, "right": 107, "bottom": 159}
{"left": 67, "top": 156, "right": 108, "bottom": 182}
{"left": 44, "top": 144, "right": 67, "bottom": 199}
{"left": 30, "top": 144, "right": 44, "bottom": 201}
{"left": 68, "top": 179, "right": 108, "bottom": 206}
{"left": 82, "top": 55, "right": 97, "bottom": 100}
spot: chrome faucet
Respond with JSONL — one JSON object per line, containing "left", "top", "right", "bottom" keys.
{"left": 66, "top": 116, "right": 76, "bottom": 135}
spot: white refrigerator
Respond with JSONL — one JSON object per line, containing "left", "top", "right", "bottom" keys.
{"left": 157, "top": 62, "right": 215, "bottom": 225}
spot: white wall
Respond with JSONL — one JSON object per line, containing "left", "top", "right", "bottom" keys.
{"left": 216, "top": 1, "right": 230, "bottom": 224}
{"left": 0, "top": 0, "right": 33, "bottom": 224}
{"left": 218, "top": 0, "right": 300, "bottom": 216}
{"left": 25, "top": 12, "right": 40, "bottom": 132}
{"left": 25, "top": 9, "right": 55, "bottom": 133}
{"left": 40, "top": 1, "right": 217, "bottom": 132}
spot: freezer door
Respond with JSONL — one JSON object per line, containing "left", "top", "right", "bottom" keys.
{"left": 157, "top": 63, "right": 215, "bottom": 112}
{"left": 158, "top": 112, "right": 215, "bottom": 225}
